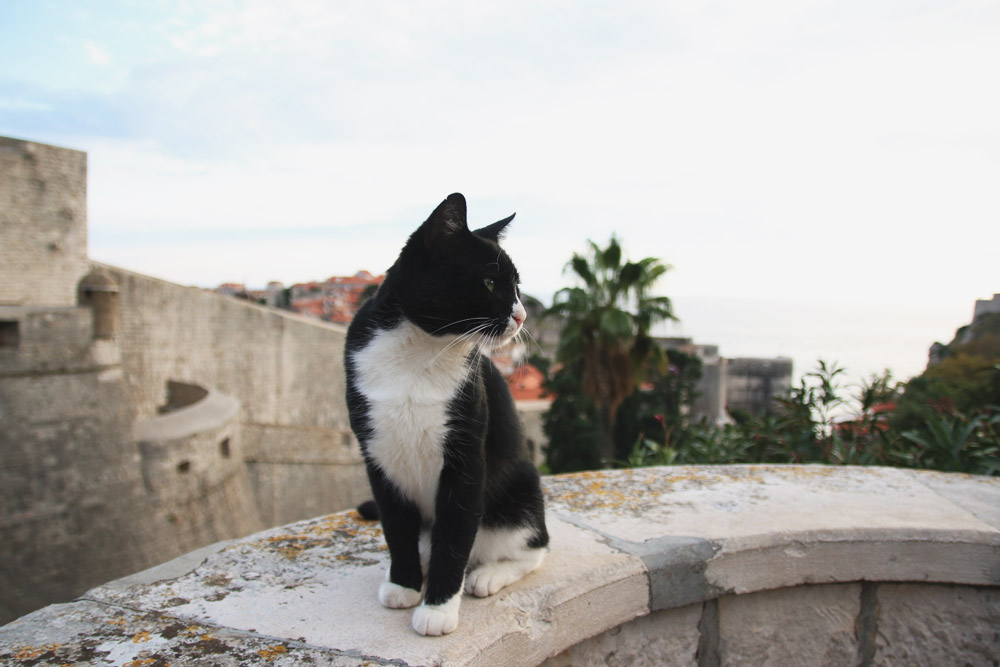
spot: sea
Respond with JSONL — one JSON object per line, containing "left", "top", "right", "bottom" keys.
{"left": 655, "top": 296, "right": 976, "bottom": 403}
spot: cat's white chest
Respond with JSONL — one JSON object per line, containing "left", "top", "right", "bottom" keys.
{"left": 351, "top": 321, "right": 473, "bottom": 520}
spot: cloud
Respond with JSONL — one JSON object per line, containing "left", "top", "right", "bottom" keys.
{"left": 83, "top": 41, "right": 110, "bottom": 66}
{"left": 4, "top": 0, "right": 998, "bottom": 313}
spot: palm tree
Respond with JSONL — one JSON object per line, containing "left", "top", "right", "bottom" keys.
{"left": 547, "top": 236, "right": 676, "bottom": 465}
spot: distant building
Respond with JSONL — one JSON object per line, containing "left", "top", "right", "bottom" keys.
{"left": 929, "top": 293, "right": 1000, "bottom": 367}
{"left": 216, "top": 271, "right": 383, "bottom": 324}
{"left": 508, "top": 363, "right": 548, "bottom": 402}
{"left": 288, "top": 271, "right": 383, "bottom": 323}
{"left": 655, "top": 337, "right": 793, "bottom": 424}
{"left": 726, "top": 357, "right": 794, "bottom": 417}
{"left": 973, "top": 293, "right": 1000, "bottom": 323}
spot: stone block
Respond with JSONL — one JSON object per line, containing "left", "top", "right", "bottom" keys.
{"left": 873, "top": 583, "right": 1000, "bottom": 666}
{"left": 542, "top": 603, "right": 702, "bottom": 667}
{"left": 717, "top": 583, "right": 862, "bottom": 666}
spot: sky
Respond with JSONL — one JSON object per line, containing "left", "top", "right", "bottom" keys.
{"left": 2, "top": 0, "right": 998, "bottom": 386}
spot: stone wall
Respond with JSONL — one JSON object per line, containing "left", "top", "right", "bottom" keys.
{"left": 0, "top": 138, "right": 370, "bottom": 624}
{"left": 546, "top": 582, "right": 999, "bottom": 667}
{"left": 0, "top": 137, "right": 89, "bottom": 308}
{"left": 106, "top": 264, "right": 370, "bottom": 527}
{"left": 1, "top": 466, "right": 996, "bottom": 666}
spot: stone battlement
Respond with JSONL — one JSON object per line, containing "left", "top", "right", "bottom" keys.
{"left": 2, "top": 465, "right": 998, "bottom": 666}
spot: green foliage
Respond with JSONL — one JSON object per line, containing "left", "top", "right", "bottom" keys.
{"left": 545, "top": 353, "right": 998, "bottom": 476}
{"left": 540, "top": 237, "right": 998, "bottom": 476}
{"left": 541, "top": 360, "right": 602, "bottom": 473}
{"left": 545, "top": 236, "right": 676, "bottom": 465}
{"left": 624, "top": 358, "right": 998, "bottom": 476}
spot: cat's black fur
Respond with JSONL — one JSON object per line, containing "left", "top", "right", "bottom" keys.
{"left": 344, "top": 193, "right": 548, "bottom": 636}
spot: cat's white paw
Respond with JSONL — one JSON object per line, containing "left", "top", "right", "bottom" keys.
{"left": 411, "top": 598, "right": 460, "bottom": 636}
{"left": 466, "top": 563, "right": 519, "bottom": 597}
{"left": 379, "top": 581, "right": 422, "bottom": 609}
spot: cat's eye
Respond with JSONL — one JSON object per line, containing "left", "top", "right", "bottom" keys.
{"left": 483, "top": 278, "right": 495, "bottom": 293}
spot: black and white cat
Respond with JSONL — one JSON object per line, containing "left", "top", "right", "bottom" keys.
{"left": 345, "top": 193, "right": 549, "bottom": 636}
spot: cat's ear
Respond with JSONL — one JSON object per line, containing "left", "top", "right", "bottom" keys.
{"left": 424, "top": 193, "right": 468, "bottom": 249}
{"left": 473, "top": 213, "right": 515, "bottom": 242}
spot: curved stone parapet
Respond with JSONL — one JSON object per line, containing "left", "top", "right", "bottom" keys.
{"left": 1, "top": 465, "right": 998, "bottom": 666}
{"left": 134, "top": 382, "right": 241, "bottom": 500}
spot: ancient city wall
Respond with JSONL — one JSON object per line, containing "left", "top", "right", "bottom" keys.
{"left": 105, "top": 263, "right": 370, "bottom": 526}
{"left": 1, "top": 138, "right": 370, "bottom": 624}
{"left": 0, "top": 137, "right": 88, "bottom": 307}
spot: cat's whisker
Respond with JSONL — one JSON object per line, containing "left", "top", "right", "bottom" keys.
{"left": 518, "top": 327, "right": 544, "bottom": 357}
{"left": 432, "top": 322, "right": 493, "bottom": 363}
{"left": 429, "top": 317, "right": 491, "bottom": 336}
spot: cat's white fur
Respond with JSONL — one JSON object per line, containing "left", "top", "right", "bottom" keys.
{"left": 467, "top": 526, "right": 546, "bottom": 597}
{"left": 350, "top": 299, "right": 526, "bottom": 520}
{"left": 351, "top": 319, "right": 474, "bottom": 521}
{"left": 352, "top": 298, "right": 543, "bottom": 636}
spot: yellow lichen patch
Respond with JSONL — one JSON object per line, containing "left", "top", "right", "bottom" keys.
{"left": 14, "top": 644, "right": 62, "bottom": 660}
{"left": 255, "top": 510, "right": 385, "bottom": 561}
{"left": 107, "top": 616, "right": 128, "bottom": 627}
{"left": 132, "top": 630, "right": 151, "bottom": 643}
{"left": 124, "top": 659, "right": 159, "bottom": 667}
{"left": 258, "top": 644, "right": 288, "bottom": 662}
{"left": 306, "top": 512, "right": 382, "bottom": 540}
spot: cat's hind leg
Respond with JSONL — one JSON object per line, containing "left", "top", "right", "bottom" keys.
{"left": 465, "top": 526, "right": 547, "bottom": 598}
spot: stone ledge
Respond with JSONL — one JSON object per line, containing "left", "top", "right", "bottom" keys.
{"left": 1, "top": 465, "right": 998, "bottom": 666}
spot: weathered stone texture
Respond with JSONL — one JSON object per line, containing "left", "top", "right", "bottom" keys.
{"left": 108, "top": 264, "right": 368, "bottom": 525}
{"left": 542, "top": 603, "right": 702, "bottom": 667}
{"left": 717, "top": 583, "right": 861, "bottom": 666}
{"left": 0, "top": 137, "right": 88, "bottom": 307}
{"left": 1, "top": 466, "right": 999, "bottom": 666}
{"left": 1, "top": 138, "right": 369, "bottom": 624}
{"left": 873, "top": 583, "right": 1000, "bottom": 667}
{"left": 247, "top": 459, "right": 373, "bottom": 526}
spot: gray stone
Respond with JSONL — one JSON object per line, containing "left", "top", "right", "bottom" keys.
{"left": 717, "top": 583, "right": 862, "bottom": 666}
{"left": 542, "top": 603, "right": 702, "bottom": 667}
{"left": 2, "top": 466, "right": 1000, "bottom": 665}
{"left": 0, "top": 600, "right": 375, "bottom": 667}
{"left": 873, "top": 583, "right": 1000, "bottom": 667}
{"left": 75, "top": 512, "right": 648, "bottom": 667}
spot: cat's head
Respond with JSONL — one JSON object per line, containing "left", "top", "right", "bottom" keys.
{"left": 391, "top": 193, "right": 526, "bottom": 348}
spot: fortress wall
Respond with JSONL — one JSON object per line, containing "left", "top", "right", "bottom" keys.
{"left": 0, "top": 305, "right": 142, "bottom": 623}
{"left": 0, "top": 137, "right": 368, "bottom": 623}
{"left": 104, "top": 264, "right": 369, "bottom": 525}
{"left": 0, "top": 303, "right": 266, "bottom": 624}
{"left": 0, "top": 137, "right": 89, "bottom": 307}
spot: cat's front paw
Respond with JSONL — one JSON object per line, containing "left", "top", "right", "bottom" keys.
{"left": 379, "top": 581, "right": 422, "bottom": 609}
{"left": 411, "top": 599, "right": 460, "bottom": 636}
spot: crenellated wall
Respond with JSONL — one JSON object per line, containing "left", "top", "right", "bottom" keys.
{"left": 1, "top": 466, "right": 997, "bottom": 666}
